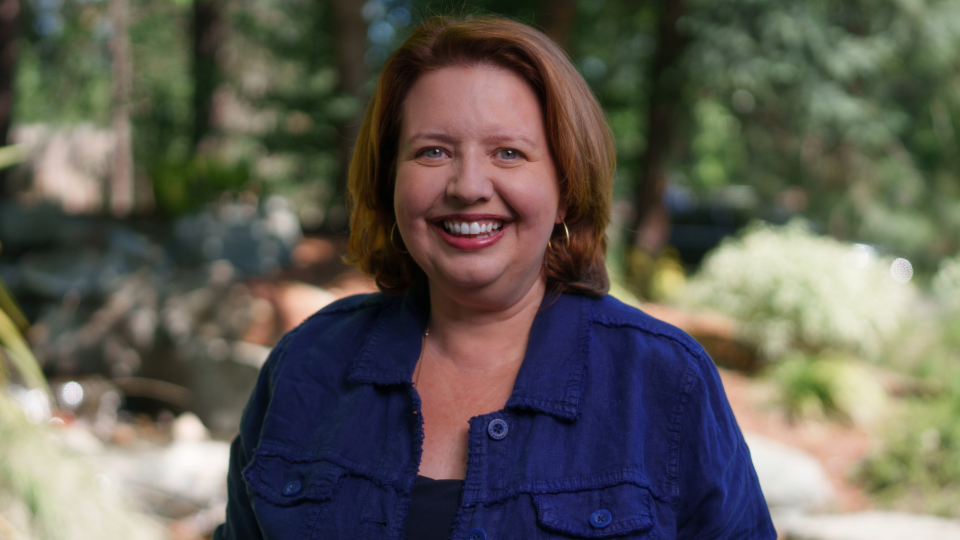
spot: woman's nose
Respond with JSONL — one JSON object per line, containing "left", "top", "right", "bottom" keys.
{"left": 447, "top": 153, "right": 494, "bottom": 203}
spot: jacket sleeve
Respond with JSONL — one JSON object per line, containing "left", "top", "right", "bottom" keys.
{"left": 675, "top": 352, "right": 777, "bottom": 540}
{"left": 213, "top": 331, "right": 298, "bottom": 540}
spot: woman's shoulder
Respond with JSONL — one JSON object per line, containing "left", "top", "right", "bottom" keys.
{"left": 289, "top": 291, "right": 398, "bottom": 335}
{"left": 262, "top": 292, "right": 399, "bottom": 372}
{"left": 585, "top": 293, "right": 710, "bottom": 366}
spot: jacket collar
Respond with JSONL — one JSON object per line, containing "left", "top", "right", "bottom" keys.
{"left": 347, "top": 289, "right": 590, "bottom": 421}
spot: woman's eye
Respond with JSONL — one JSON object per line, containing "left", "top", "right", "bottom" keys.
{"left": 419, "top": 148, "right": 445, "bottom": 159}
{"left": 498, "top": 149, "right": 521, "bottom": 160}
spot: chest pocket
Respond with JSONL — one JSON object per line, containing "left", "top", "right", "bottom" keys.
{"left": 243, "top": 452, "right": 344, "bottom": 506}
{"left": 533, "top": 483, "right": 654, "bottom": 538}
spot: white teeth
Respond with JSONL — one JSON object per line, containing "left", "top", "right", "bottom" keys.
{"left": 442, "top": 220, "right": 503, "bottom": 236}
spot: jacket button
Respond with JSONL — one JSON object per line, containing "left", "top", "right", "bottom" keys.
{"left": 282, "top": 479, "right": 302, "bottom": 496}
{"left": 487, "top": 418, "right": 508, "bottom": 440}
{"left": 466, "top": 528, "right": 486, "bottom": 540}
{"left": 590, "top": 509, "right": 612, "bottom": 528}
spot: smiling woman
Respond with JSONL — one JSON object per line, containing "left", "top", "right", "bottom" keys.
{"left": 215, "top": 15, "right": 775, "bottom": 540}
{"left": 394, "top": 64, "right": 563, "bottom": 312}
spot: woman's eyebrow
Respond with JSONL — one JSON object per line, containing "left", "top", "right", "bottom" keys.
{"left": 407, "top": 131, "right": 537, "bottom": 146}
{"left": 483, "top": 133, "right": 537, "bottom": 146}
{"left": 408, "top": 132, "right": 458, "bottom": 145}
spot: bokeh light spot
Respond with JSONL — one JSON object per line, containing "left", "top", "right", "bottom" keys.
{"left": 890, "top": 258, "right": 913, "bottom": 283}
{"left": 61, "top": 381, "right": 84, "bottom": 408}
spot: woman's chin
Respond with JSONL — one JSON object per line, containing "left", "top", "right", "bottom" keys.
{"left": 427, "top": 268, "right": 546, "bottom": 311}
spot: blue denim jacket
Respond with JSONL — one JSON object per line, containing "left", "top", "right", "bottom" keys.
{"left": 214, "top": 290, "right": 776, "bottom": 540}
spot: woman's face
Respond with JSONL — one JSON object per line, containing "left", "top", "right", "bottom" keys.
{"left": 394, "top": 64, "right": 563, "bottom": 309}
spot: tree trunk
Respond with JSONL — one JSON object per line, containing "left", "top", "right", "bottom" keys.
{"left": 192, "top": 0, "right": 224, "bottom": 153}
{"left": 109, "top": 0, "right": 134, "bottom": 217}
{"left": 631, "top": 0, "right": 688, "bottom": 254}
{"left": 539, "top": 0, "right": 577, "bottom": 52}
{"left": 0, "top": 0, "right": 19, "bottom": 199}
{"left": 330, "top": 0, "right": 367, "bottom": 215}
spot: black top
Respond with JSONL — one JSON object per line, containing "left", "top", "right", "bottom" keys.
{"left": 404, "top": 475, "right": 465, "bottom": 540}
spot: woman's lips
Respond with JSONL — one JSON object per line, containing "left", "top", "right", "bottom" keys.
{"left": 433, "top": 219, "right": 507, "bottom": 250}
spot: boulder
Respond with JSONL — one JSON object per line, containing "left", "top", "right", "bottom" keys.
{"left": 744, "top": 432, "right": 835, "bottom": 512}
{"left": 777, "top": 511, "right": 960, "bottom": 540}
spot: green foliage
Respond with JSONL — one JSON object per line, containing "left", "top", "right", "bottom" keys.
{"left": 128, "top": 0, "right": 193, "bottom": 164}
{"left": 681, "top": 220, "right": 917, "bottom": 360}
{"left": 690, "top": 98, "right": 747, "bottom": 190}
{"left": 13, "top": 0, "right": 113, "bottom": 126}
{"left": 569, "top": 1, "right": 659, "bottom": 200}
{"left": 151, "top": 156, "right": 251, "bottom": 216}
{"left": 678, "top": 0, "right": 960, "bottom": 270}
{"left": 229, "top": 0, "right": 342, "bottom": 191}
{"left": 0, "top": 275, "right": 47, "bottom": 395}
{"left": 842, "top": 305, "right": 960, "bottom": 515}
{"left": 769, "top": 353, "right": 886, "bottom": 424}
{"left": 0, "top": 393, "right": 167, "bottom": 539}
{"left": 1, "top": 274, "right": 162, "bottom": 538}
{"left": 770, "top": 354, "right": 842, "bottom": 421}
{"left": 854, "top": 377, "right": 960, "bottom": 518}
{"left": 932, "top": 254, "right": 960, "bottom": 310}
{"left": 0, "top": 144, "right": 27, "bottom": 171}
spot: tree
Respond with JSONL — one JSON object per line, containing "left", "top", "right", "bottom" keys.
{"left": 109, "top": 0, "right": 134, "bottom": 216}
{"left": 679, "top": 0, "right": 960, "bottom": 270}
{"left": 631, "top": 0, "right": 688, "bottom": 254}
{"left": 330, "top": 0, "right": 368, "bottom": 214}
{"left": 538, "top": 0, "right": 577, "bottom": 51}
{"left": 0, "top": 0, "right": 19, "bottom": 199}
{"left": 192, "top": 0, "right": 225, "bottom": 152}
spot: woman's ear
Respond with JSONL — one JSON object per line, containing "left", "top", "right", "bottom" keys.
{"left": 556, "top": 203, "right": 567, "bottom": 224}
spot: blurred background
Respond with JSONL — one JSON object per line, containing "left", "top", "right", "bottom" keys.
{"left": 1, "top": 0, "right": 960, "bottom": 538}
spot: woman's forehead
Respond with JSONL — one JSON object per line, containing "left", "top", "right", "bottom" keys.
{"left": 399, "top": 65, "right": 547, "bottom": 143}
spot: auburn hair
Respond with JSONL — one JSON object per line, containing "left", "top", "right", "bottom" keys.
{"left": 345, "top": 15, "right": 615, "bottom": 296}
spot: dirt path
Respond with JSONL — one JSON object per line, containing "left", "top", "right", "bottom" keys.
{"left": 719, "top": 369, "right": 875, "bottom": 512}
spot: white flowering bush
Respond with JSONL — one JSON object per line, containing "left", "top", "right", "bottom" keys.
{"left": 680, "top": 221, "right": 917, "bottom": 361}
{"left": 932, "top": 255, "right": 960, "bottom": 311}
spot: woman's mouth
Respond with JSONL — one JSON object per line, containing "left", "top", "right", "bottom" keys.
{"left": 433, "top": 217, "right": 507, "bottom": 251}
{"left": 441, "top": 219, "right": 503, "bottom": 239}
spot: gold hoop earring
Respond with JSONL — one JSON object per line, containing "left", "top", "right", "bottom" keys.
{"left": 548, "top": 220, "right": 570, "bottom": 251}
{"left": 390, "top": 222, "right": 408, "bottom": 254}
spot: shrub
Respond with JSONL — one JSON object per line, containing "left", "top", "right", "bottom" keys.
{"left": 151, "top": 156, "right": 251, "bottom": 216}
{"left": 853, "top": 376, "right": 960, "bottom": 518}
{"left": 680, "top": 221, "right": 917, "bottom": 361}
{"left": 769, "top": 353, "right": 887, "bottom": 425}
{"left": 932, "top": 254, "right": 960, "bottom": 311}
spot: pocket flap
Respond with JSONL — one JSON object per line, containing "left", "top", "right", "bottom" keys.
{"left": 243, "top": 452, "right": 343, "bottom": 506}
{"left": 533, "top": 484, "right": 654, "bottom": 538}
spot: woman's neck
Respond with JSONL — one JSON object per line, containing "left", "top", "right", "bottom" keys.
{"left": 425, "top": 276, "right": 546, "bottom": 373}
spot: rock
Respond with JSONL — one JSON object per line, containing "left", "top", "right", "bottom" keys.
{"left": 172, "top": 201, "right": 300, "bottom": 276}
{"left": 172, "top": 412, "right": 210, "bottom": 442}
{"left": 189, "top": 353, "right": 260, "bottom": 437}
{"left": 777, "top": 511, "right": 960, "bottom": 540}
{"left": 97, "top": 440, "right": 230, "bottom": 517}
{"left": 0, "top": 201, "right": 69, "bottom": 250}
{"left": 744, "top": 432, "right": 835, "bottom": 512}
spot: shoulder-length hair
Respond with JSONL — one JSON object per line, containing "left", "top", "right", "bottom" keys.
{"left": 346, "top": 15, "right": 615, "bottom": 297}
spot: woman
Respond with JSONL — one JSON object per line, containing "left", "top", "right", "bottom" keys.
{"left": 216, "top": 15, "right": 775, "bottom": 540}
